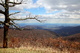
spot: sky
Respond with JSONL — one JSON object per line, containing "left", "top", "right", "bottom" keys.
{"left": 0, "top": 0, "right": 80, "bottom": 24}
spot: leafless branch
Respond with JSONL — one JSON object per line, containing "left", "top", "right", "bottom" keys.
{"left": 8, "top": 0, "right": 23, "bottom": 7}
{"left": 8, "top": 1, "right": 23, "bottom": 4}
{"left": 11, "top": 20, "right": 20, "bottom": 26}
{"left": 11, "top": 17, "right": 36, "bottom": 20}
{"left": 0, "top": 3, "right": 4, "bottom": 7}
{"left": 11, "top": 20, "right": 16, "bottom": 24}
{"left": 12, "top": 23, "right": 23, "bottom": 30}
{"left": 0, "top": 9, "right": 5, "bottom": 15}
{"left": 33, "top": 16, "right": 43, "bottom": 22}
{"left": 10, "top": 16, "right": 42, "bottom": 22}
{"left": 9, "top": 11, "right": 20, "bottom": 16}
{"left": 10, "top": 20, "right": 23, "bottom": 30}
{"left": 0, "top": 0, "right": 5, "bottom": 7}
{"left": 3, "top": 21, "right": 22, "bottom": 30}
{"left": 9, "top": 5, "right": 15, "bottom": 7}
{"left": 0, "top": 21, "right": 4, "bottom": 24}
{"left": 1, "top": 0, "right": 4, "bottom": 4}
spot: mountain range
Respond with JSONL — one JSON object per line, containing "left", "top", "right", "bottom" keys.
{"left": 0, "top": 28, "right": 59, "bottom": 43}
{"left": 1, "top": 23, "right": 80, "bottom": 37}
{"left": 20, "top": 23, "right": 80, "bottom": 36}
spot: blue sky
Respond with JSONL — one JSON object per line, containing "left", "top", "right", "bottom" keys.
{"left": 26, "top": 0, "right": 63, "bottom": 15}
{"left": 33, "top": 0, "right": 37, "bottom": 3}
{"left": 24, "top": 7, "right": 46, "bottom": 15}
{"left": 23, "top": 7, "right": 63, "bottom": 15}
{"left": 0, "top": 0, "right": 80, "bottom": 24}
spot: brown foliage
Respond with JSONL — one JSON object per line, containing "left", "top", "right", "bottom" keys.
{"left": 0, "top": 29, "right": 80, "bottom": 51}
{"left": 8, "top": 36, "right": 80, "bottom": 51}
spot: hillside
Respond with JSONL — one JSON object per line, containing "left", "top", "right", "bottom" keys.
{"left": 0, "top": 28, "right": 59, "bottom": 42}
{"left": 54, "top": 26, "right": 80, "bottom": 36}
{"left": 0, "top": 28, "right": 80, "bottom": 52}
{"left": 63, "top": 33, "right": 80, "bottom": 42}
{"left": 22, "top": 25, "right": 80, "bottom": 37}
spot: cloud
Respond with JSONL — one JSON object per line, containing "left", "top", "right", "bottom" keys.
{"left": 36, "top": 0, "right": 80, "bottom": 12}
{"left": 0, "top": 0, "right": 80, "bottom": 11}
{"left": 0, "top": 0, "right": 80, "bottom": 23}
{"left": 44, "top": 18, "right": 80, "bottom": 24}
{"left": 9, "top": 0, "right": 39, "bottom": 10}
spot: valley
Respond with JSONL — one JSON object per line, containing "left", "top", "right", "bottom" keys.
{"left": 0, "top": 23, "right": 80, "bottom": 53}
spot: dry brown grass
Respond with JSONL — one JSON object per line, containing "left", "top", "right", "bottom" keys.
{"left": 0, "top": 46, "right": 77, "bottom": 53}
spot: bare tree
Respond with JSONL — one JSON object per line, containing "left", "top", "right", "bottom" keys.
{"left": 0, "top": 0, "right": 42, "bottom": 48}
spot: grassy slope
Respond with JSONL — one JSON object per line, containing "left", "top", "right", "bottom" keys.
{"left": 0, "top": 48, "right": 46, "bottom": 53}
{"left": 0, "top": 47, "right": 80, "bottom": 53}
{"left": 0, "top": 47, "right": 70, "bottom": 53}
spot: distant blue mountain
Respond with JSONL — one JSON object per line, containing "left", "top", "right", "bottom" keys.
{"left": 54, "top": 26, "right": 80, "bottom": 36}
{"left": 18, "top": 23, "right": 80, "bottom": 27}
{"left": 17, "top": 23, "right": 80, "bottom": 36}
{"left": 1, "top": 23, "right": 80, "bottom": 37}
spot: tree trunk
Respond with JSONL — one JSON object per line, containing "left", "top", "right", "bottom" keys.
{"left": 3, "top": 25, "right": 9, "bottom": 48}
{"left": 3, "top": 0, "right": 10, "bottom": 48}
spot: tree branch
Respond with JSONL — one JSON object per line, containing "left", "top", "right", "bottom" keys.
{"left": 11, "top": 20, "right": 20, "bottom": 26}
{"left": 9, "top": 11, "right": 20, "bottom": 16}
{"left": 12, "top": 23, "right": 23, "bottom": 30}
{"left": 0, "top": 0, "right": 5, "bottom": 7}
{"left": 1, "top": 0, "right": 4, "bottom": 4}
{"left": 11, "top": 18, "right": 42, "bottom": 22}
{"left": 10, "top": 15, "right": 43, "bottom": 22}
{"left": 0, "top": 9, "right": 5, "bottom": 15}
{"left": 0, "top": 21, "right": 4, "bottom": 24}
{"left": 8, "top": 0, "right": 23, "bottom": 7}
{"left": 9, "top": 5, "right": 15, "bottom": 7}
{"left": 0, "top": 3, "right": 4, "bottom": 7}
{"left": 10, "top": 20, "right": 23, "bottom": 30}
{"left": 9, "top": 0, "right": 23, "bottom": 4}
{"left": 11, "top": 17, "right": 36, "bottom": 20}
{"left": 8, "top": 2, "right": 22, "bottom": 4}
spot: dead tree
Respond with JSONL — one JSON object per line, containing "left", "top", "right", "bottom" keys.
{"left": 0, "top": 0, "right": 42, "bottom": 48}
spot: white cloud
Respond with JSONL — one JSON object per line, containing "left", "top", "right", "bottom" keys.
{"left": 9, "top": 0, "right": 39, "bottom": 10}
{"left": 0, "top": 0, "right": 80, "bottom": 23}
{"left": 1, "top": 0, "right": 80, "bottom": 11}
{"left": 36, "top": 0, "right": 80, "bottom": 11}
{"left": 0, "top": 14, "right": 5, "bottom": 18}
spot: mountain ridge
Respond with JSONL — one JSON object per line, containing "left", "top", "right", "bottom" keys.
{"left": 0, "top": 28, "right": 59, "bottom": 42}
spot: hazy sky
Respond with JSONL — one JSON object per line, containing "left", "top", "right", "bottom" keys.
{"left": 0, "top": 0, "right": 80, "bottom": 24}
